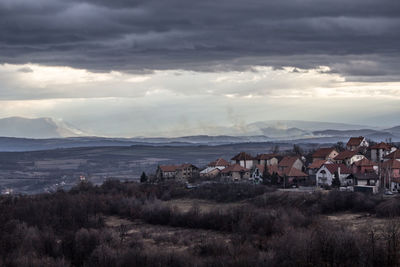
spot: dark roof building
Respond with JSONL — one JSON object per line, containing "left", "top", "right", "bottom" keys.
{"left": 312, "top": 148, "right": 338, "bottom": 159}
{"left": 231, "top": 152, "right": 255, "bottom": 161}
{"left": 334, "top": 150, "right": 358, "bottom": 161}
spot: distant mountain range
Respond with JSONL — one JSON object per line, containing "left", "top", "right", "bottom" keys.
{"left": 313, "top": 128, "right": 400, "bottom": 142}
{"left": 0, "top": 117, "right": 86, "bottom": 138}
{"left": 0, "top": 117, "right": 398, "bottom": 151}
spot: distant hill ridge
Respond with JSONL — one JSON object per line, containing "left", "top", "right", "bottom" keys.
{"left": 0, "top": 117, "right": 85, "bottom": 138}
{"left": 0, "top": 117, "right": 399, "bottom": 143}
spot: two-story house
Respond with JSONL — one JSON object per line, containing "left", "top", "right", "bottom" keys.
{"left": 346, "top": 136, "right": 369, "bottom": 151}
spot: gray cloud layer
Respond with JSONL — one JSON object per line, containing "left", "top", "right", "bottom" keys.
{"left": 1, "top": 0, "right": 400, "bottom": 79}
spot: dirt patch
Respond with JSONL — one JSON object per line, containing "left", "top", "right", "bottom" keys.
{"left": 324, "top": 212, "right": 388, "bottom": 231}
{"left": 166, "top": 198, "right": 244, "bottom": 213}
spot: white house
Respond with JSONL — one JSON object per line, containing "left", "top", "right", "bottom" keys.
{"left": 200, "top": 158, "right": 230, "bottom": 178}
{"left": 346, "top": 136, "right": 369, "bottom": 151}
{"left": 334, "top": 150, "right": 365, "bottom": 166}
{"left": 370, "top": 142, "right": 397, "bottom": 162}
{"left": 199, "top": 167, "right": 223, "bottom": 178}
{"left": 221, "top": 164, "right": 250, "bottom": 181}
{"left": 254, "top": 154, "right": 279, "bottom": 166}
{"left": 231, "top": 152, "right": 255, "bottom": 169}
{"left": 316, "top": 164, "right": 352, "bottom": 187}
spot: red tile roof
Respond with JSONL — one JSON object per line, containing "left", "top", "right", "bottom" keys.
{"left": 352, "top": 173, "right": 379, "bottom": 180}
{"left": 178, "top": 163, "right": 198, "bottom": 170}
{"left": 263, "top": 164, "right": 307, "bottom": 177}
{"left": 159, "top": 165, "right": 179, "bottom": 172}
{"left": 353, "top": 158, "right": 375, "bottom": 167}
{"left": 282, "top": 168, "right": 308, "bottom": 177}
{"left": 347, "top": 136, "right": 365, "bottom": 147}
{"left": 370, "top": 142, "right": 393, "bottom": 150}
{"left": 208, "top": 158, "right": 230, "bottom": 167}
{"left": 231, "top": 152, "right": 255, "bottom": 161}
{"left": 323, "top": 164, "right": 352, "bottom": 174}
{"left": 308, "top": 159, "right": 329, "bottom": 169}
{"left": 160, "top": 164, "right": 198, "bottom": 172}
{"left": 382, "top": 159, "right": 400, "bottom": 169}
{"left": 221, "top": 164, "right": 249, "bottom": 173}
{"left": 312, "top": 148, "right": 337, "bottom": 158}
{"left": 279, "top": 156, "right": 300, "bottom": 168}
{"left": 384, "top": 150, "right": 400, "bottom": 160}
{"left": 334, "top": 150, "right": 358, "bottom": 160}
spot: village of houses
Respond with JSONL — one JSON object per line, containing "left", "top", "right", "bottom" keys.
{"left": 154, "top": 136, "right": 400, "bottom": 194}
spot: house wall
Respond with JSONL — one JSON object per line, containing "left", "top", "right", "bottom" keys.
{"left": 308, "top": 168, "right": 317, "bottom": 175}
{"left": 176, "top": 167, "right": 198, "bottom": 180}
{"left": 229, "top": 171, "right": 250, "bottom": 180}
{"left": 347, "top": 139, "right": 369, "bottom": 151}
{"left": 257, "top": 158, "right": 278, "bottom": 166}
{"left": 200, "top": 168, "right": 220, "bottom": 178}
{"left": 371, "top": 149, "right": 385, "bottom": 162}
{"left": 353, "top": 165, "right": 375, "bottom": 174}
{"left": 339, "top": 174, "right": 350, "bottom": 184}
{"left": 361, "top": 139, "right": 369, "bottom": 147}
{"left": 316, "top": 166, "right": 349, "bottom": 186}
{"left": 328, "top": 151, "right": 339, "bottom": 160}
{"left": 357, "top": 180, "right": 369, "bottom": 186}
{"left": 293, "top": 159, "right": 304, "bottom": 170}
{"left": 156, "top": 168, "right": 176, "bottom": 179}
{"left": 373, "top": 147, "right": 398, "bottom": 162}
{"left": 344, "top": 155, "right": 365, "bottom": 166}
{"left": 316, "top": 167, "right": 334, "bottom": 186}
{"left": 163, "top": 171, "right": 176, "bottom": 179}
{"left": 237, "top": 160, "right": 253, "bottom": 169}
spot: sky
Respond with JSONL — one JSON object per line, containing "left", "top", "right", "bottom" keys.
{"left": 0, "top": 0, "right": 399, "bottom": 137}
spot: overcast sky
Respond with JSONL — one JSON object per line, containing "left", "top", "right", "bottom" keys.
{"left": 0, "top": 0, "right": 399, "bottom": 136}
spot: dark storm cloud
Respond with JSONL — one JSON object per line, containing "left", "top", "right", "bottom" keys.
{"left": 0, "top": 0, "right": 400, "bottom": 79}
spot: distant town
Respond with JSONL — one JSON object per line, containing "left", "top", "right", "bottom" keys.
{"left": 153, "top": 136, "right": 400, "bottom": 194}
